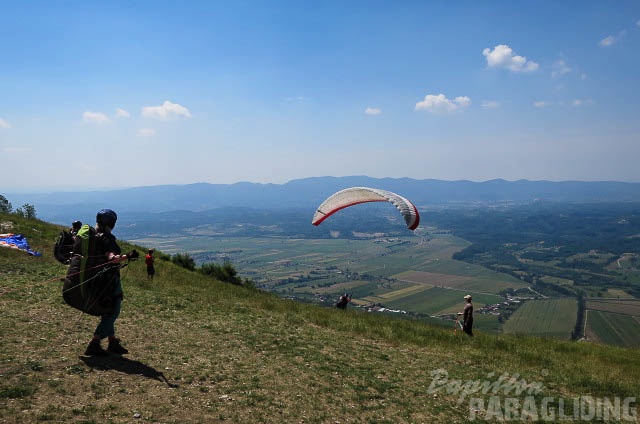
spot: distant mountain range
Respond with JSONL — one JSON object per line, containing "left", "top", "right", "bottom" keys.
{"left": 7, "top": 176, "right": 640, "bottom": 226}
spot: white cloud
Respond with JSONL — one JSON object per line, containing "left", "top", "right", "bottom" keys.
{"left": 599, "top": 35, "right": 616, "bottom": 47}
{"left": 482, "top": 44, "right": 539, "bottom": 73}
{"left": 481, "top": 101, "right": 500, "bottom": 109}
{"left": 115, "top": 108, "right": 130, "bottom": 118}
{"left": 572, "top": 99, "right": 594, "bottom": 107}
{"left": 2, "top": 146, "right": 31, "bottom": 154}
{"left": 137, "top": 128, "right": 156, "bottom": 137}
{"left": 142, "top": 100, "right": 191, "bottom": 120}
{"left": 83, "top": 111, "right": 110, "bottom": 124}
{"left": 533, "top": 101, "right": 551, "bottom": 108}
{"left": 365, "top": 107, "right": 382, "bottom": 115}
{"left": 637, "top": 19, "right": 640, "bottom": 27}
{"left": 551, "top": 59, "right": 571, "bottom": 78}
{"left": 452, "top": 96, "right": 471, "bottom": 107}
{"left": 415, "top": 94, "right": 471, "bottom": 113}
{"left": 0, "top": 118, "right": 10, "bottom": 129}
{"left": 600, "top": 29, "right": 627, "bottom": 47}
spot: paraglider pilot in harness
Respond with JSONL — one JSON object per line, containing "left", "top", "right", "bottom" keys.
{"left": 82, "top": 209, "right": 139, "bottom": 356}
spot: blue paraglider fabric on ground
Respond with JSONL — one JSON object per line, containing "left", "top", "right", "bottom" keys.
{"left": 0, "top": 233, "right": 42, "bottom": 256}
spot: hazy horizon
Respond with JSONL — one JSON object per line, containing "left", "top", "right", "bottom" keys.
{"left": 5, "top": 175, "right": 640, "bottom": 197}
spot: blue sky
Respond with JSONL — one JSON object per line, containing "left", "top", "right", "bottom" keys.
{"left": 1, "top": 1, "right": 639, "bottom": 191}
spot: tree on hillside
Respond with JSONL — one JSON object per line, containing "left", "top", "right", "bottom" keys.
{"left": 0, "top": 195, "right": 12, "bottom": 213}
{"left": 15, "top": 203, "right": 37, "bottom": 219}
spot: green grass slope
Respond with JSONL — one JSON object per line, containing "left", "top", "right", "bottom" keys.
{"left": 1, "top": 214, "right": 639, "bottom": 423}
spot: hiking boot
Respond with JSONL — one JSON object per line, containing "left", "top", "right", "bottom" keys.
{"left": 107, "top": 338, "right": 128, "bottom": 355}
{"left": 84, "top": 339, "right": 109, "bottom": 356}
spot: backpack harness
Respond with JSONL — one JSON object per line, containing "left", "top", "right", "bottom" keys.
{"left": 62, "top": 224, "right": 122, "bottom": 316}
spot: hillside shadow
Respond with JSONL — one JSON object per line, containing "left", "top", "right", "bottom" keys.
{"left": 80, "top": 355, "right": 178, "bottom": 388}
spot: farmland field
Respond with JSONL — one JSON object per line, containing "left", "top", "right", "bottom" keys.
{"left": 585, "top": 310, "right": 640, "bottom": 349}
{"left": 394, "top": 271, "right": 472, "bottom": 288}
{"left": 605, "top": 288, "right": 636, "bottom": 299}
{"left": 586, "top": 299, "right": 640, "bottom": 316}
{"left": 131, "top": 233, "right": 526, "bottom": 317}
{"left": 381, "top": 286, "right": 503, "bottom": 315}
{"left": 503, "top": 298, "right": 578, "bottom": 339}
{"left": 126, "top": 201, "right": 640, "bottom": 350}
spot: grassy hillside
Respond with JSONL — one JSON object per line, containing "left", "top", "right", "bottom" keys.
{"left": 2, "top": 213, "right": 640, "bottom": 423}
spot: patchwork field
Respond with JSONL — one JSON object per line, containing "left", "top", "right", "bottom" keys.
{"left": 503, "top": 298, "right": 578, "bottom": 340}
{"left": 130, "top": 234, "right": 528, "bottom": 317}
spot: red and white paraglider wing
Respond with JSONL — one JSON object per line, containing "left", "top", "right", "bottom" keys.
{"left": 311, "top": 187, "right": 420, "bottom": 230}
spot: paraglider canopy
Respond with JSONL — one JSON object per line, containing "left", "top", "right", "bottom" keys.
{"left": 312, "top": 187, "right": 420, "bottom": 230}
{"left": 0, "top": 233, "right": 42, "bottom": 256}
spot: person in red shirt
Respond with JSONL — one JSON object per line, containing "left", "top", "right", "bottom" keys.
{"left": 145, "top": 248, "right": 155, "bottom": 280}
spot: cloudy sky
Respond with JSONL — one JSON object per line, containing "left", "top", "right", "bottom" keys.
{"left": 1, "top": 1, "right": 639, "bottom": 191}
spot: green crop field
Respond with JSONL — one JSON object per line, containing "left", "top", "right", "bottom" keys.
{"left": 381, "top": 286, "right": 502, "bottom": 315}
{"left": 585, "top": 310, "right": 640, "bottom": 349}
{"left": 362, "top": 282, "right": 433, "bottom": 303}
{"left": 503, "top": 298, "right": 578, "bottom": 339}
{"left": 473, "top": 314, "right": 503, "bottom": 332}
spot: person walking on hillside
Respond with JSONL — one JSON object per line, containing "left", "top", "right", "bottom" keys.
{"left": 458, "top": 295, "right": 474, "bottom": 336}
{"left": 145, "top": 248, "right": 155, "bottom": 280}
{"left": 84, "top": 209, "right": 138, "bottom": 356}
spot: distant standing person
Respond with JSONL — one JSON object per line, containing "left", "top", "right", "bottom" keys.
{"left": 336, "top": 293, "right": 351, "bottom": 310}
{"left": 145, "top": 249, "right": 155, "bottom": 280}
{"left": 458, "top": 295, "right": 474, "bottom": 336}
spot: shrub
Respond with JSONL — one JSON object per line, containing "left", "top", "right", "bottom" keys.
{"left": 0, "top": 195, "right": 12, "bottom": 213}
{"left": 199, "top": 261, "right": 242, "bottom": 285}
{"left": 171, "top": 253, "right": 196, "bottom": 271}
